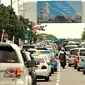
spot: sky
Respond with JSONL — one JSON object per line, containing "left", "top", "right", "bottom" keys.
{"left": 1, "top": 0, "right": 85, "bottom": 39}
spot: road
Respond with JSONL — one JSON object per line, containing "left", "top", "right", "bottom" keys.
{"left": 37, "top": 61, "right": 85, "bottom": 85}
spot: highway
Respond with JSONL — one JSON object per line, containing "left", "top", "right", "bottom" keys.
{"left": 37, "top": 61, "right": 85, "bottom": 85}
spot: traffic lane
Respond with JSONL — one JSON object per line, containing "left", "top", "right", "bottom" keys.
{"left": 60, "top": 66, "right": 85, "bottom": 85}
{"left": 37, "top": 72, "right": 57, "bottom": 85}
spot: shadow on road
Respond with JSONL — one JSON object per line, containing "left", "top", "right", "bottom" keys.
{"left": 37, "top": 79, "right": 52, "bottom": 82}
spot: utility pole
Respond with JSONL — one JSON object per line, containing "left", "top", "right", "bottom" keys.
{"left": 0, "top": 0, "right": 1, "bottom": 4}
{"left": 10, "top": 0, "right": 12, "bottom": 8}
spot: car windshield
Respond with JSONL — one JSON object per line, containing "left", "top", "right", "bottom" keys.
{"left": 65, "top": 47, "right": 77, "bottom": 51}
{"left": 70, "top": 49, "right": 79, "bottom": 55}
{"left": 0, "top": 46, "right": 19, "bottom": 63}
{"left": 80, "top": 50, "right": 85, "bottom": 56}
{"left": 34, "top": 58, "right": 45, "bottom": 63}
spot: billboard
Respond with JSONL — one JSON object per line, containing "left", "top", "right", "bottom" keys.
{"left": 37, "top": 1, "right": 82, "bottom": 23}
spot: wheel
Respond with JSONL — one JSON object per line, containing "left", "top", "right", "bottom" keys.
{"left": 77, "top": 68, "right": 80, "bottom": 71}
{"left": 68, "top": 64, "right": 71, "bottom": 67}
{"left": 62, "top": 66, "right": 65, "bottom": 69}
{"left": 51, "top": 69, "right": 54, "bottom": 74}
{"left": 55, "top": 68, "right": 57, "bottom": 72}
{"left": 49, "top": 72, "right": 51, "bottom": 76}
{"left": 83, "top": 71, "right": 85, "bottom": 75}
{"left": 45, "top": 76, "right": 49, "bottom": 81}
{"left": 74, "top": 66, "right": 77, "bottom": 69}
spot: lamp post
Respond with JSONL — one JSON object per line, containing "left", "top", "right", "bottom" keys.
{"left": 1, "top": 29, "right": 5, "bottom": 42}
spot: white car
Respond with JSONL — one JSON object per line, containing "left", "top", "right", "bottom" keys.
{"left": 65, "top": 45, "right": 78, "bottom": 60}
{"left": 68, "top": 48, "right": 79, "bottom": 67}
{"left": 38, "top": 54, "right": 51, "bottom": 75}
{"left": 77, "top": 48, "right": 85, "bottom": 71}
{"left": 34, "top": 56, "right": 50, "bottom": 81}
{"left": 0, "top": 42, "right": 32, "bottom": 85}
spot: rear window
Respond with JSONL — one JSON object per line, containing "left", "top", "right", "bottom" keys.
{"left": 39, "top": 51, "right": 51, "bottom": 54}
{"left": 0, "top": 46, "right": 19, "bottom": 63}
{"left": 80, "top": 50, "right": 85, "bottom": 56}
{"left": 34, "top": 58, "right": 45, "bottom": 63}
{"left": 65, "top": 47, "right": 77, "bottom": 51}
{"left": 70, "top": 49, "right": 79, "bottom": 55}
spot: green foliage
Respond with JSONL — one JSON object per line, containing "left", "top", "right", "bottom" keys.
{"left": 38, "top": 33, "right": 57, "bottom": 40}
{"left": 81, "top": 28, "right": 85, "bottom": 40}
{"left": 0, "top": 4, "right": 29, "bottom": 40}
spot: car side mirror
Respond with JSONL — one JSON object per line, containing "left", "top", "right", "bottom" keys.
{"left": 81, "top": 59, "right": 84, "bottom": 62}
{"left": 36, "top": 61, "right": 40, "bottom": 65}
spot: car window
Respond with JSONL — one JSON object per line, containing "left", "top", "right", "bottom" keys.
{"left": 34, "top": 58, "right": 45, "bottom": 63}
{"left": 80, "top": 50, "right": 85, "bottom": 56}
{"left": 70, "top": 49, "right": 79, "bottom": 55}
{"left": 0, "top": 46, "right": 19, "bottom": 63}
{"left": 65, "top": 47, "right": 77, "bottom": 51}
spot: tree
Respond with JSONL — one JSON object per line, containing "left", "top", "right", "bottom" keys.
{"left": 38, "top": 33, "right": 57, "bottom": 41}
{"left": 81, "top": 28, "right": 85, "bottom": 40}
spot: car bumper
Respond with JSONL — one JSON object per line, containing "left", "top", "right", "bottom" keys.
{"left": 35, "top": 69, "right": 49, "bottom": 77}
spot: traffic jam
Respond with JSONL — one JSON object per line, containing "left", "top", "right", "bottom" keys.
{"left": 0, "top": 40, "right": 85, "bottom": 85}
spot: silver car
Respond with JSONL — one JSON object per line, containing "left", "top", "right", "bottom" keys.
{"left": 0, "top": 42, "right": 32, "bottom": 85}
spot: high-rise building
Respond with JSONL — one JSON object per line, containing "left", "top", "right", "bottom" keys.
{"left": 18, "top": 2, "right": 37, "bottom": 23}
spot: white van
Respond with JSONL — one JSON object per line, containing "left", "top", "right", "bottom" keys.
{"left": 77, "top": 48, "right": 85, "bottom": 71}
{"left": 0, "top": 42, "right": 32, "bottom": 85}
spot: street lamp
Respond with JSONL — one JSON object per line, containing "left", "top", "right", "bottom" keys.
{"left": 1, "top": 29, "right": 5, "bottom": 42}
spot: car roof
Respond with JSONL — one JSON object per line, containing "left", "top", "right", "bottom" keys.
{"left": 65, "top": 45, "right": 78, "bottom": 47}
{"left": 70, "top": 48, "right": 80, "bottom": 51}
{"left": 0, "top": 42, "right": 19, "bottom": 50}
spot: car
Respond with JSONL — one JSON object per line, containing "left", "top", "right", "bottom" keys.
{"left": 21, "top": 50, "right": 37, "bottom": 85}
{"left": 0, "top": 42, "right": 32, "bottom": 85}
{"left": 68, "top": 48, "right": 79, "bottom": 67}
{"left": 36, "top": 50, "right": 57, "bottom": 73}
{"left": 34, "top": 56, "right": 50, "bottom": 81}
{"left": 34, "top": 54, "right": 51, "bottom": 76}
{"left": 83, "top": 61, "right": 85, "bottom": 75}
{"left": 65, "top": 45, "right": 78, "bottom": 60}
{"left": 77, "top": 48, "right": 85, "bottom": 71}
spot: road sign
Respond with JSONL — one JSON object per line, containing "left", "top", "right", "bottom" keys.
{"left": 21, "top": 30, "right": 31, "bottom": 40}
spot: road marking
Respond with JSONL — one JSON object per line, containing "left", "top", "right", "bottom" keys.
{"left": 56, "top": 60, "right": 60, "bottom": 85}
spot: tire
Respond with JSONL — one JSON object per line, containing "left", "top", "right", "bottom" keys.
{"left": 55, "top": 68, "right": 57, "bottom": 72}
{"left": 68, "top": 64, "right": 71, "bottom": 67}
{"left": 49, "top": 72, "right": 51, "bottom": 76}
{"left": 45, "top": 76, "right": 49, "bottom": 81}
{"left": 83, "top": 71, "right": 85, "bottom": 75}
{"left": 51, "top": 69, "right": 54, "bottom": 74}
{"left": 77, "top": 68, "right": 80, "bottom": 71}
{"left": 62, "top": 66, "right": 65, "bottom": 69}
{"left": 74, "top": 66, "right": 77, "bottom": 69}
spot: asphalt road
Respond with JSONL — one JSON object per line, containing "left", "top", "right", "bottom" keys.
{"left": 37, "top": 61, "right": 85, "bottom": 85}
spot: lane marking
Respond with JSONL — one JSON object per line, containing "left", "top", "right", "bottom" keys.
{"left": 56, "top": 60, "right": 60, "bottom": 85}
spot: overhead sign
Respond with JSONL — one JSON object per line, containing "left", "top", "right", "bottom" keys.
{"left": 37, "top": 1, "right": 82, "bottom": 23}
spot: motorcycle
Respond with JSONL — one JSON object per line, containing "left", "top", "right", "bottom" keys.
{"left": 59, "top": 53, "right": 66, "bottom": 69}
{"left": 60, "top": 59, "right": 66, "bottom": 68}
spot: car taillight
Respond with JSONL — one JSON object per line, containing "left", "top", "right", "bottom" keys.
{"left": 16, "top": 68, "right": 23, "bottom": 76}
{"left": 4, "top": 68, "right": 23, "bottom": 78}
{"left": 41, "top": 65, "right": 47, "bottom": 69}
{"left": 8, "top": 68, "right": 15, "bottom": 75}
